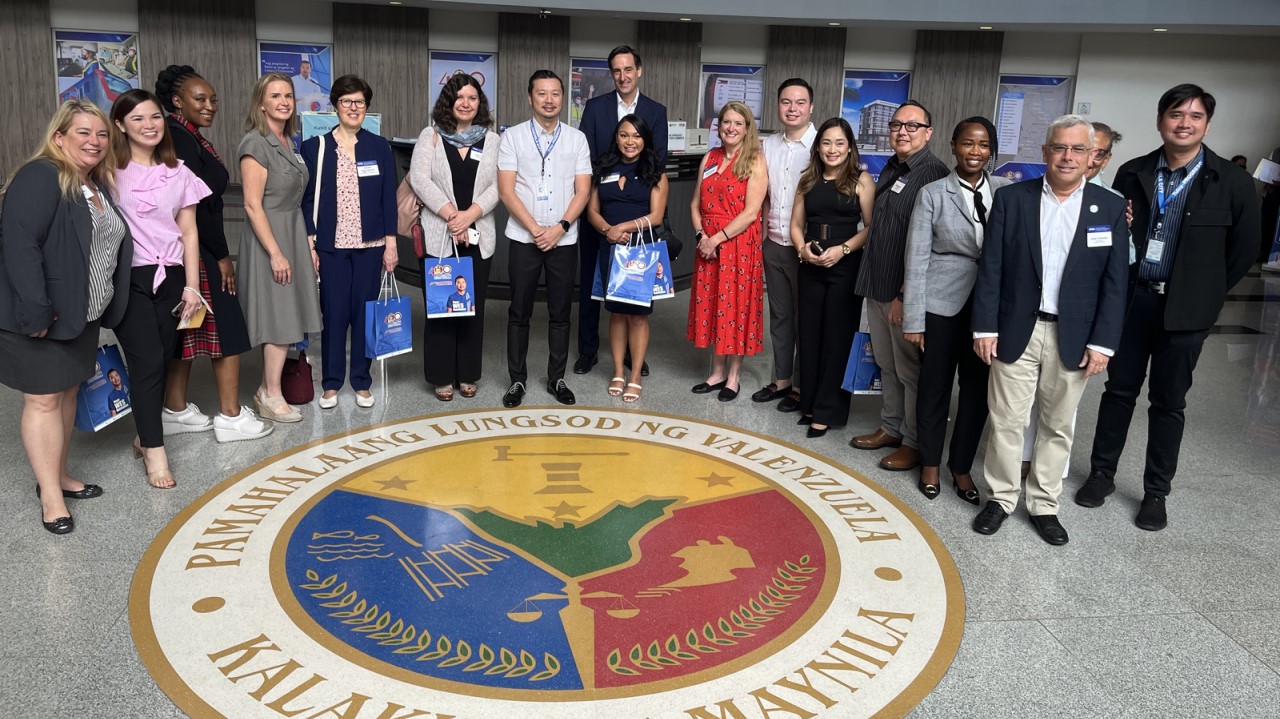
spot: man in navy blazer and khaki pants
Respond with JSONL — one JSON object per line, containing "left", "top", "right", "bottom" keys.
{"left": 971, "top": 115, "right": 1129, "bottom": 545}
{"left": 574, "top": 44, "right": 668, "bottom": 374}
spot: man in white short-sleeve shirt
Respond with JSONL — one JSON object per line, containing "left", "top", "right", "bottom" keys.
{"left": 498, "top": 69, "right": 592, "bottom": 409}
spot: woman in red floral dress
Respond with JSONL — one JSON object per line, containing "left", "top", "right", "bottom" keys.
{"left": 686, "top": 100, "right": 769, "bottom": 401}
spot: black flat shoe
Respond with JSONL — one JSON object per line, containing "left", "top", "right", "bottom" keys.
{"left": 623, "top": 354, "right": 650, "bottom": 377}
{"left": 692, "top": 380, "right": 727, "bottom": 394}
{"left": 917, "top": 479, "right": 940, "bottom": 500}
{"left": 797, "top": 415, "right": 813, "bottom": 426}
{"left": 573, "top": 354, "right": 598, "bottom": 374}
{"left": 717, "top": 386, "right": 739, "bottom": 402}
{"left": 806, "top": 426, "right": 827, "bottom": 439}
{"left": 37, "top": 483, "right": 103, "bottom": 500}
{"left": 42, "top": 515, "right": 74, "bottom": 535}
{"left": 776, "top": 391, "right": 801, "bottom": 413}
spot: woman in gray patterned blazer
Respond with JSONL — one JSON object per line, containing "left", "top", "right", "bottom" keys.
{"left": 902, "top": 117, "right": 1010, "bottom": 503}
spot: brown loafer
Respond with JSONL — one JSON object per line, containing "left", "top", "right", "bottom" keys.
{"left": 849, "top": 428, "right": 904, "bottom": 450}
{"left": 880, "top": 445, "right": 921, "bottom": 471}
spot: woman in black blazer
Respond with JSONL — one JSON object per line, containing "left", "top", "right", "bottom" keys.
{"left": 0, "top": 100, "right": 134, "bottom": 534}
{"left": 300, "top": 74, "right": 398, "bottom": 410}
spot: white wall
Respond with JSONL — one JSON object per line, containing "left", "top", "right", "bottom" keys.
{"left": 569, "top": 17, "right": 636, "bottom": 58}
{"left": 50, "top": 0, "right": 137, "bottom": 31}
{"left": 700, "top": 23, "right": 768, "bottom": 65}
{"left": 844, "top": 28, "right": 915, "bottom": 70}
{"left": 1075, "top": 32, "right": 1280, "bottom": 174}
{"left": 999, "top": 32, "right": 1080, "bottom": 76}
{"left": 257, "top": 0, "right": 332, "bottom": 43}
{"left": 428, "top": 10, "right": 498, "bottom": 53}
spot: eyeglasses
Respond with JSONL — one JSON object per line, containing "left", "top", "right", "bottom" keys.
{"left": 1093, "top": 147, "right": 1112, "bottom": 158}
{"left": 1047, "top": 144, "right": 1091, "bottom": 157}
{"left": 337, "top": 98, "right": 367, "bottom": 109}
{"left": 888, "top": 121, "right": 930, "bottom": 133}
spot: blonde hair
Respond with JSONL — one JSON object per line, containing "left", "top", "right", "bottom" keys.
{"left": 244, "top": 73, "right": 299, "bottom": 138}
{"left": 2, "top": 100, "right": 116, "bottom": 200}
{"left": 718, "top": 101, "right": 760, "bottom": 180}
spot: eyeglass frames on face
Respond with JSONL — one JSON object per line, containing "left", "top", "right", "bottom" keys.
{"left": 888, "top": 121, "right": 930, "bottom": 133}
{"left": 1047, "top": 144, "right": 1091, "bottom": 157}
{"left": 337, "top": 98, "right": 367, "bottom": 109}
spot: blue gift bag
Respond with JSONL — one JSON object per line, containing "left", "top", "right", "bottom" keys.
{"left": 75, "top": 344, "right": 132, "bottom": 431}
{"left": 606, "top": 239, "right": 659, "bottom": 307}
{"left": 590, "top": 256, "right": 606, "bottom": 301}
{"left": 841, "top": 331, "right": 882, "bottom": 395}
{"left": 424, "top": 251, "right": 476, "bottom": 318}
{"left": 365, "top": 273, "right": 413, "bottom": 360}
{"left": 651, "top": 239, "right": 674, "bottom": 300}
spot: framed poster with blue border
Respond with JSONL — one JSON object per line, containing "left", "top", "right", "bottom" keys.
{"left": 570, "top": 59, "right": 611, "bottom": 128}
{"left": 994, "top": 75, "right": 1074, "bottom": 181}
{"left": 53, "top": 29, "right": 141, "bottom": 109}
{"left": 259, "top": 41, "right": 333, "bottom": 113}
{"left": 429, "top": 51, "right": 497, "bottom": 124}
{"left": 840, "top": 70, "right": 912, "bottom": 181}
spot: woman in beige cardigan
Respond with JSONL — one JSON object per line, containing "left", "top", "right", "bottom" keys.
{"left": 409, "top": 74, "right": 501, "bottom": 401}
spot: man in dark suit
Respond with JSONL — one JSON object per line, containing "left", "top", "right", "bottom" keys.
{"left": 971, "top": 115, "right": 1129, "bottom": 545}
{"left": 1080, "top": 84, "right": 1260, "bottom": 531}
{"left": 573, "top": 44, "right": 668, "bottom": 375}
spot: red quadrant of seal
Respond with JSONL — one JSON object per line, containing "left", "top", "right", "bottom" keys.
{"left": 580, "top": 490, "right": 828, "bottom": 687}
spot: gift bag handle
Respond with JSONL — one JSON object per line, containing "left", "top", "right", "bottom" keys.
{"left": 379, "top": 270, "right": 401, "bottom": 302}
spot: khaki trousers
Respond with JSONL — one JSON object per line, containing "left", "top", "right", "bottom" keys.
{"left": 984, "top": 319, "right": 1089, "bottom": 515}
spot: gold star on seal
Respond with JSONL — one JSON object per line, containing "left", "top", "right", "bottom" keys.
{"left": 375, "top": 476, "right": 415, "bottom": 491}
{"left": 545, "top": 500, "right": 585, "bottom": 518}
{"left": 697, "top": 472, "right": 735, "bottom": 487}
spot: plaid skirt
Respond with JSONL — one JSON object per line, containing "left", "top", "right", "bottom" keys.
{"left": 178, "top": 263, "right": 223, "bottom": 359}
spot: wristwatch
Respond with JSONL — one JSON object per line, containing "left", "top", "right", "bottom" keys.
{"left": 842, "top": 244, "right": 852, "bottom": 255}
{"left": 558, "top": 219, "right": 571, "bottom": 232}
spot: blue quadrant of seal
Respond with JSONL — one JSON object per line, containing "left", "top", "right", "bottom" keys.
{"left": 284, "top": 490, "right": 582, "bottom": 690}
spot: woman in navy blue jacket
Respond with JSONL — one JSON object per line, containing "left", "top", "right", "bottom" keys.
{"left": 301, "top": 75, "right": 398, "bottom": 409}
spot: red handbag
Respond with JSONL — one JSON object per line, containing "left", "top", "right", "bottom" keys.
{"left": 281, "top": 350, "right": 314, "bottom": 405}
{"left": 396, "top": 175, "right": 426, "bottom": 259}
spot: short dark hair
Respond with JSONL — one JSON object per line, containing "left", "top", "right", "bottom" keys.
{"left": 608, "top": 45, "right": 642, "bottom": 69}
{"left": 1232, "top": 154, "right": 1247, "bottom": 163}
{"left": 330, "top": 74, "right": 372, "bottom": 108}
{"left": 1157, "top": 83, "right": 1215, "bottom": 120}
{"left": 777, "top": 78, "right": 813, "bottom": 103}
{"left": 1091, "top": 121, "right": 1123, "bottom": 149}
{"left": 431, "top": 73, "right": 493, "bottom": 133}
{"left": 896, "top": 99, "right": 933, "bottom": 127}
{"left": 527, "top": 69, "right": 563, "bottom": 95}
{"left": 952, "top": 116, "right": 998, "bottom": 149}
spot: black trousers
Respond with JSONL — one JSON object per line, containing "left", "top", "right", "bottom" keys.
{"left": 423, "top": 244, "right": 491, "bottom": 386}
{"left": 1090, "top": 287, "right": 1209, "bottom": 498}
{"left": 576, "top": 226, "right": 603, "bottom": 356}
{"left": 796, "top": 252, "right": 862, "bottom": 426}
{"left": 915, "top": 298, "right": 990, "bottom": 471}
{"left": 115, "top": 265, "right": 183, "bottom": 448}
{"left": 507, "top": 240, "right": 575, "bottom": 385}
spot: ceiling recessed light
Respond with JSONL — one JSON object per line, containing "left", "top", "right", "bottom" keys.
{"left": 680, "top": 17, "right": 693, "bottom": 22}
{"left": 1153, "top": 27, "right": 1168, "bottom": 32}
{"left": 828, "top": 22, "right": 841, "bottom": 26}
{"left": 389, "top": 1, "right": 401, "bottom": 4}
{"left": 979, "top": 25, "right": 993, "bottom": 30}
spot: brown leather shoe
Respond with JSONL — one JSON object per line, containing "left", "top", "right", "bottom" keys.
{"left": 880, "top": 445, "right": 921, "bottom": 471}
{"left": 849, "top": 428, "right": 904, "bottom": 450}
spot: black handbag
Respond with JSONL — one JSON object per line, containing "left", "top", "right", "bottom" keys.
{"left": 655, "top": 223, "right": 683, "bottom": 260}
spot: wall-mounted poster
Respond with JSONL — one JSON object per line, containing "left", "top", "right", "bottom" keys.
{"left": 840, "top": 70, "right": 912, "bottom": 180}
{"left": 259, "top": 42, "right": 333, "bottom": 113}
{"left": 428, "top": 51, "right": 497, "bottom": 123}
{"left": 54, "top": 30, "right": 140, "bottom": 109}
{"left": 994, "top": 75, "right": 1073, "bottom": 181}
{"left": 570, "top": 58, "right": 611, "bottom": 128}
{"left": 698, "top": 64, "right": 766, "bottom": 150}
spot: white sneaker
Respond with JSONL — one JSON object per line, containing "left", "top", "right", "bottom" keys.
{"left": 214, "top": 407, "right": 274, "bottom": 443}
{"left": 161, "top": 403, "right": 214, "bottom": 435}
{"left": 355, "top": 391, "right": 375, "bottom": 408}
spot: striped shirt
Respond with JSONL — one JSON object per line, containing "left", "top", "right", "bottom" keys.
{"left": 1138, "top": 147, "right": 1204, "bottom": 282}
{"left": 85, "top": 187, "right": 126, "bottom": 322}
{"left": 854, "top": 147, "right": 949, "bottom": 301}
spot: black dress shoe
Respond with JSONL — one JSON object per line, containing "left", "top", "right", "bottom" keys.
{"left": 949, "top": 469, "right": 981, "bottom": 506}
{"left": 572, "top": 354, "right": 598, "bottom": 374}
{"left": 36, "top": 483, "right": 104, "bottom": 500}
{"left": 752, "top": 383, "right": 789, "bottom": 402}
{"left": 1030, "top": 514, "right": 1070, "bottom": 545}
{"left": 1075, "top": 473, "right": 1116, "bottom": 508}
{"left": 1136, "top": 495, "right": 1167, "bottom": 531}
{"left": 547, "top": 379, "right": 576, "bottom": 405}
{"left": 972, "top": 501, "right": 1008, "bottom": 535}
{"left": 42, "top": 515, "right": 74, "bottom": 535}
{"left": 917, "top": 478, "right": 940, "bottom": 500}
{"left": 502, "top": 382, "right": 526, "bottom": 408}
{"left": 806, "top": 426, "right": 827, "bottom": 439}
{"left": 623, "top": 354, "right": 650, "bottom": 377}
{"left": 776, "top": 391, "right": 801, "bottom": 413}
{"left": 691, "top": 380, "right": 727, "bottom": 394}
{"left": 797, "top": 415, "right": 813, "bottom": 426}
{"left": 717, "top": 385, "right": 739, "bottom": 402}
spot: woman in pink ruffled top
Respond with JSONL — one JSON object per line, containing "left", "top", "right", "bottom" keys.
{"left": 109, "top": 88, "right": 209, "bottom": 489}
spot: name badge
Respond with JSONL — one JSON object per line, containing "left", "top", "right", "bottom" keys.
{"left": 356, "top": 160, "right": 379, "bottom": 177}
{"left": 602, "top": 173, "right": 621, "bottom": 184}
{"left": 891, "top": 179, "right": 908, "bottom": 194}
{"left": 469, "top": 147, "right": 483, "bottom": 161}
{"left": 294, "top": 152, "right": 304, "bottom": 164}
{"left": 535, "top": 180, "right": 551, "bottom": 202}
{"left": 703, "top": 164, "right": 719, "bottom": 180}
{"left": 1144, "top": 239, "right": 1165, "bottom": 263}
{"left": 1086, "top": 225, "right": 1112, "bottom": 248}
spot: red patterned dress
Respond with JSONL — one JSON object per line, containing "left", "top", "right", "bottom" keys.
{"left": 686, "top": 146, "right": 764, "bottom": 355}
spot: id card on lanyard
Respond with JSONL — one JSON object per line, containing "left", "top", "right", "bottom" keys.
{"left": 531, "top": 121, "right": 561, "bottom": 222}
{"left": 1145, "top": 156, "right": 1202, "bottom": 264}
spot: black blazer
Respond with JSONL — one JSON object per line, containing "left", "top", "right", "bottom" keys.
{"left": 579, "top": 90, "right": 669, "bottom": 165}
{"left": 168, "top": 116, "right": 229, "bottom": 261}
{"left": 1111, "top": 145, "right": 1260, "bottom": 331}
{"left": 972, "top": 178, "right": 1129, "bottom": 369}
{"left": 0, "top": 160, "right": 133, "bottom": 339}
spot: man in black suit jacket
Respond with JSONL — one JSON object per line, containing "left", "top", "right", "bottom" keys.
{"left": 573, "top": 44, "right": 669, "bottom": 375}
{"left": 1080, "top": 84, "right": 1260, "bottom": 531}
{"left": 971, "top": 116, "right": 1129, "bottom": 545}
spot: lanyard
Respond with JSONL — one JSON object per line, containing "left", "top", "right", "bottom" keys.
{"left": 530, "top": 120, "right": 561, "bottom": 177}
{"left": 1155, "top": 156, "right": 1203, "bottom": 217}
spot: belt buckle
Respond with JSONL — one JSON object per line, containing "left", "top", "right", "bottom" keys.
{"left": 819, "top": 224, "right": 830, "bottom": 241}
{"left": 1152, "top": 281, "right": 1166, "bottom": 294}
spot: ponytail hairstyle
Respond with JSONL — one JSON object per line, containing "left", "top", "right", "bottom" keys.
{"left": 155, "top": 64, "right": 201, "bottom": 114}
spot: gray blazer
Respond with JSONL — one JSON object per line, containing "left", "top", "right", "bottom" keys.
{"left": 902, "top": 171, "right": 1011, "bottom": 333}
{"left": 0, "top": 160, "right": 132, "bottom": 339}
{"left": 409, "top": 126, "right": 501, "bottom": 260}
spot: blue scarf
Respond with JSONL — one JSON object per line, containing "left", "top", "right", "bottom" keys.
{"left": 439, "top": 125, "right": 487, "bottom": 148}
